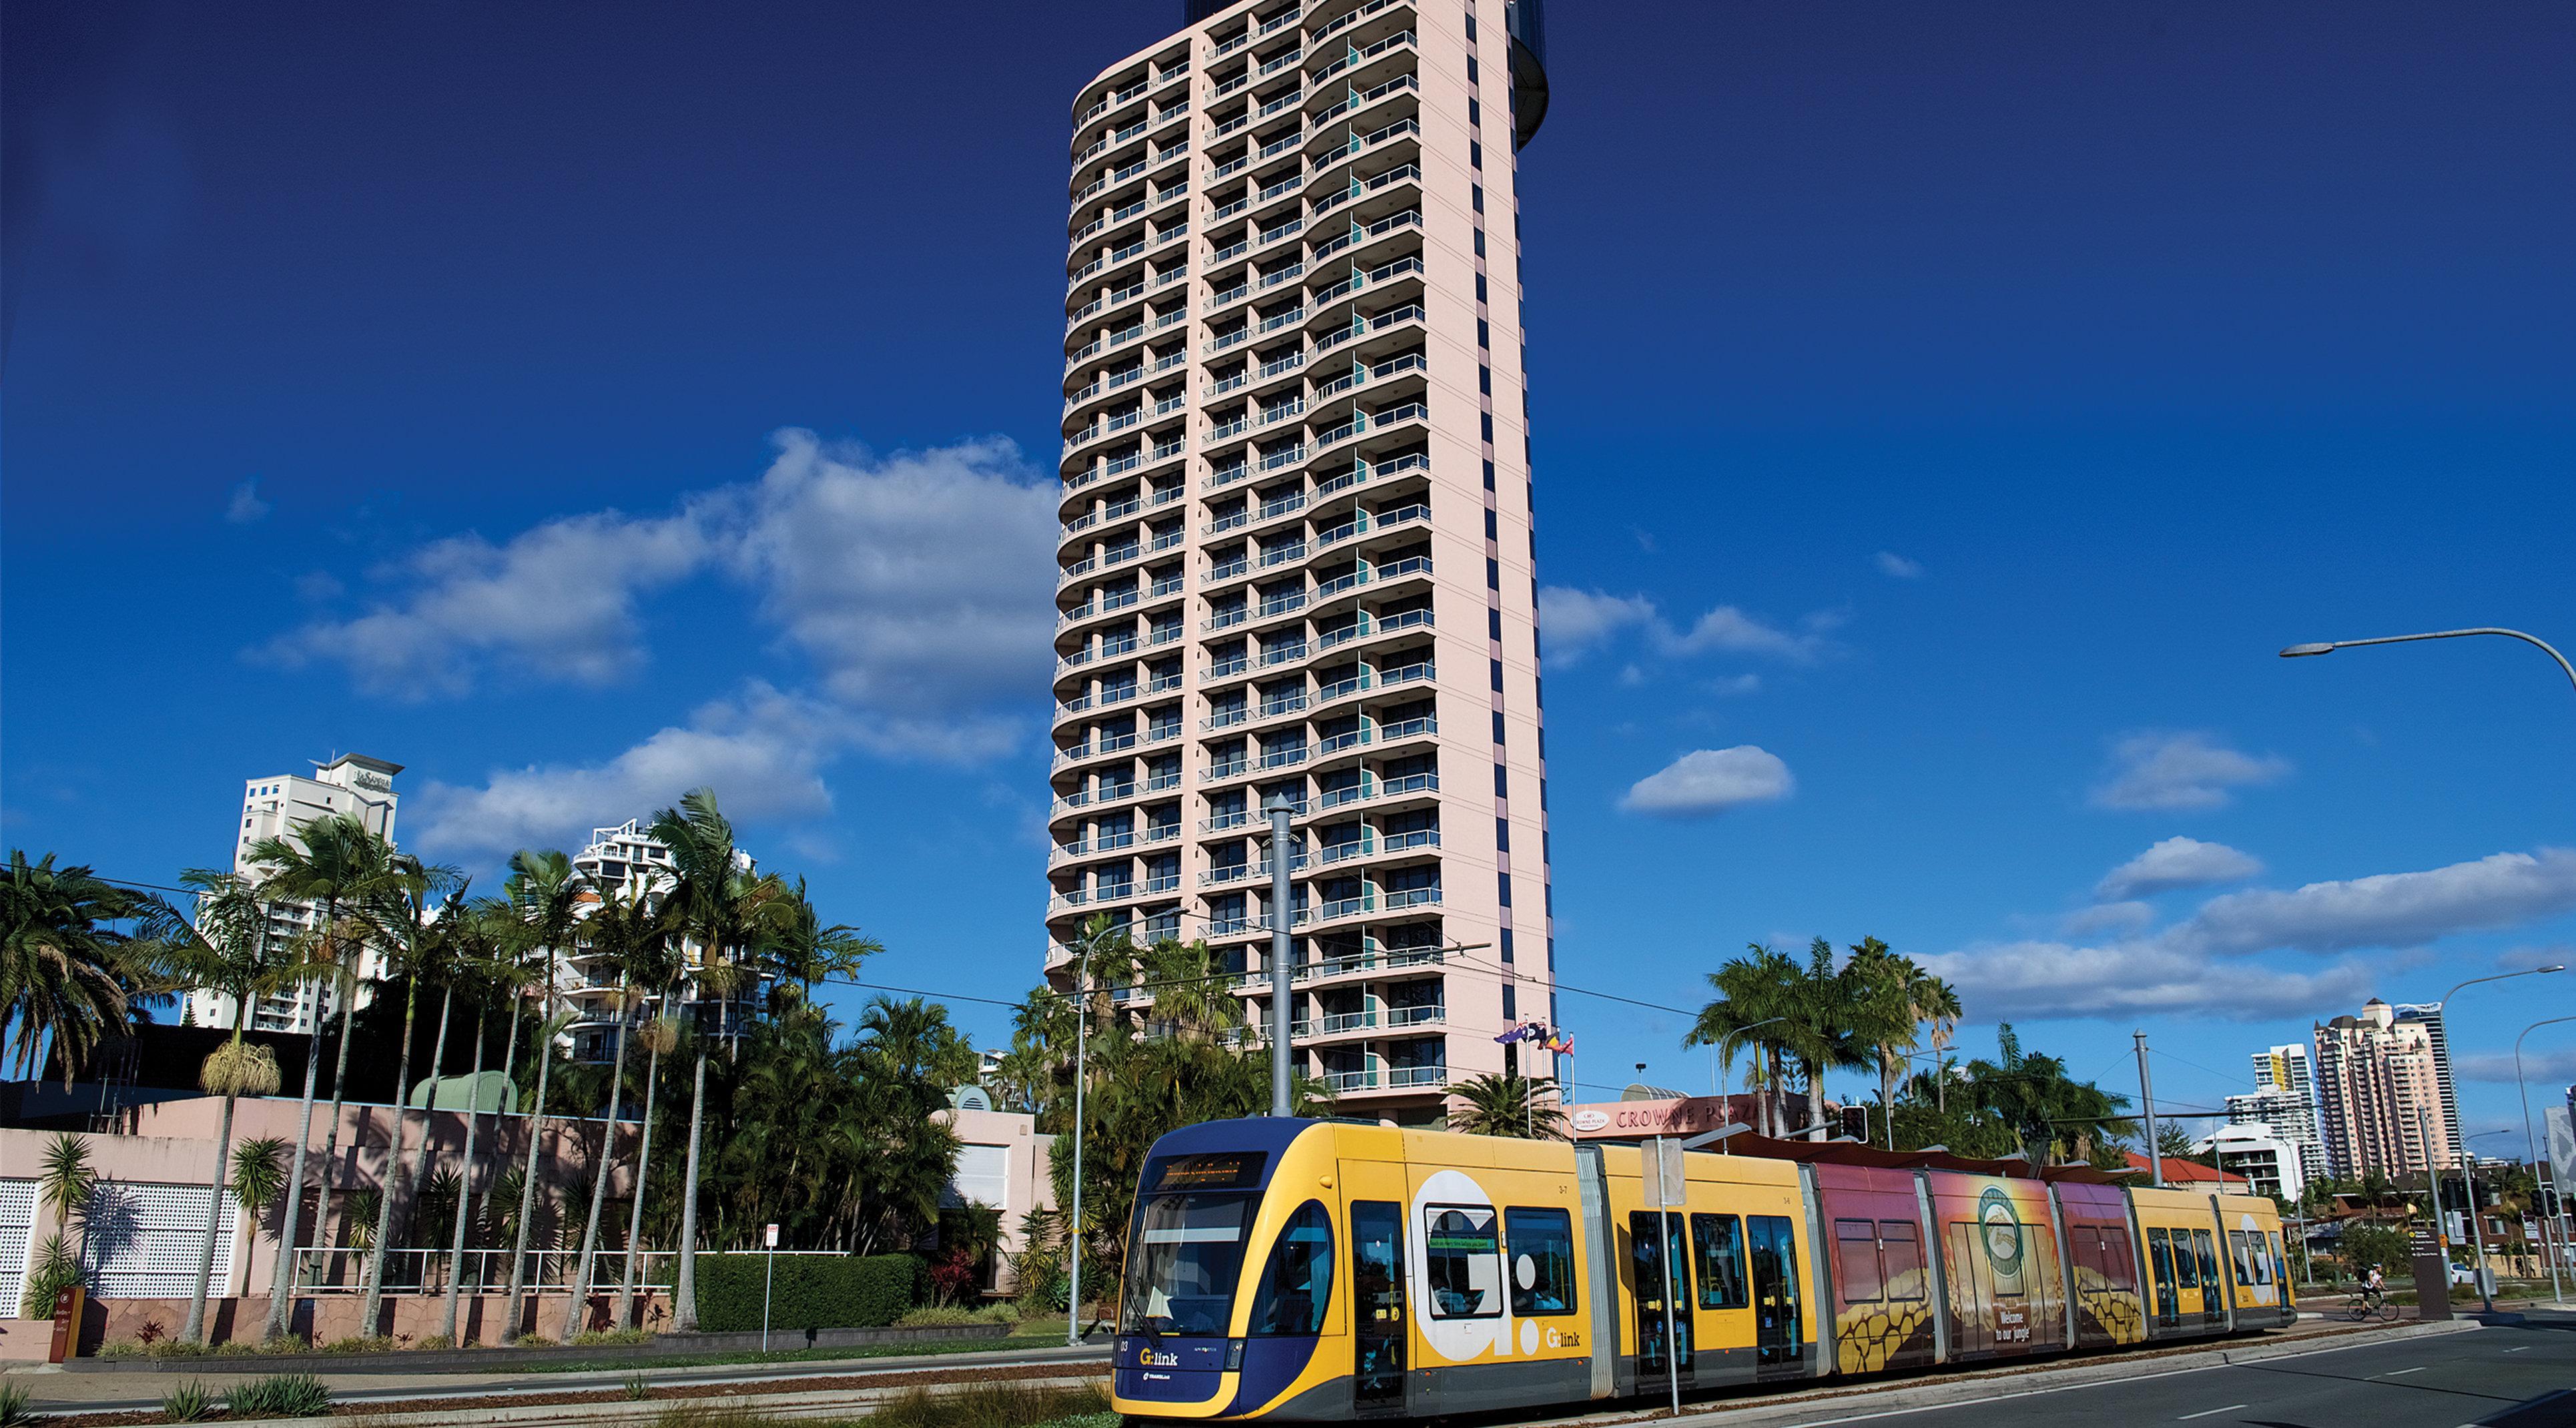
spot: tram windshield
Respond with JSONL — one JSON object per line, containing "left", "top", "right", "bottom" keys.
{"left": 1120, "top": 1191, "right": 1255, "bottom": 1335}
{"left": 1120, "top": 1152, "right": 1269, "bottom": 1336}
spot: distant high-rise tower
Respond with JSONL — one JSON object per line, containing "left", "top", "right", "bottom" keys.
{"left": 2226, "top": 1041, "right": 2325, "bottom": 1181}
{"left": 2389, "top": 1002, "right": 2461, "bottom": 1163}
{"left": 1046, "top": 0, "right": 1556, "bottom": 1122}
{"left": 191, "top": 753, "right": 403, "bottom": 1034}
{"left": 2312, "top": 999, "right": 2454, "bottom": 1178}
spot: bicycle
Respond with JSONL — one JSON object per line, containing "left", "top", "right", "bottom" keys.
{"left": 2346, "top": 1285, "right": 2398, "bottom": 1322}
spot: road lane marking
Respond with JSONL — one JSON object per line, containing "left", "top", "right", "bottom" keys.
{"left": 2178, "top": 1405, "right": 2247, "bottom": 1419}
{"left": 2380, "top": 1366, "right": 2426, "bottom": 1377}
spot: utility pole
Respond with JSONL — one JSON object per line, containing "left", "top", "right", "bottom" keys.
{"left": 1264, "top": 791, "right": 1296, "bottom": 1118}
{"left": 2136, "top": 1032, "right": 2163, "bottom": 1187}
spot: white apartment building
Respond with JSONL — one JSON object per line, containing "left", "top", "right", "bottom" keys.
{"left": 1046, "top": 0, "right": 1556, "bottom": 1124}
{"left": 2390, "top": 1001, "right": 2462, "bottom": 1162}
{"left": 2193, "top": 1122, "right": 2308, "bottom": 1204}
{"left": 189, "top": 753, "right": 404, "bottom": 1034}
{"left": 2226, "top": 1042, "right": 2325, "bottom": 1179}
{"left": 561, "top": 819, "right": 763, "bottom": 1064}
{"left": 2312, "top": 999, "right": 2455, "bottom": 1179}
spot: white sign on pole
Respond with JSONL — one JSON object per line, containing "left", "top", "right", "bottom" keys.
{"left": 765, "top": 1222, "right": 780, "bottom": 1248}
{"left": 2546, "top": 1107, "right": 2575, "bottom": 1187}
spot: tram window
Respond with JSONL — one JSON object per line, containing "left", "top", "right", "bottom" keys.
{"left": 2166, "top": 1228, "right": 2198, "bottom": 1289}
{"left": 2228, "top": 1232, "right": 2254, "bottom": 1289}
{"left": 1688, "top": 1212, "right": 1749, "bottom": 1309}
{"left": 2193, "top": 1230, "right": 2220, "bottom": 1290}
{"left": 1879, "top": 1220, "right": 1926, "bottom": 1302}
{"left": 1424, "top": 1205, "right": 1503, "bottom": 1318}
{"left": 2095, "top": 1226, "right": 2137, "bottom": 1291}
{"left": 1246, "top": 1200, "right": 1335, "bottom": 1335}
{"left": 1834, "top": 1220, "right": 1882, "bottom": 1303}
{"left": 2268, "top": 1231, "right": 2289, "bottom": 1286}
{"left": 1504, "top": 1206, "right": 1576, "bottom": 1316}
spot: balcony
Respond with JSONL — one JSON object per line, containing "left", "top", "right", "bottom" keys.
{"left": 1259, "top": 47, "right": 1303, "bottom": 79}
{"left": 1310, "top": 0, "right": 1402, "bottom": 47}
{"left": 1257, "top": 540, "right": 1309, "bottom": 569}
{"left": 1325, "top": 1068, "right": 1379, "bottom": 1092}
{"left": 1259, "top": 444, "right": 1309, "bottom": 472}
{"left": 1309, "top": 29, "right": 1414, "bottom": 87}
{"left": 1310, "top": 71, "right": 1419, "bottom": 129}
{"left": 1311, "top": 208, "right": 1421, "bottom": 265}
{"left": 1385, "top": 1065, "right": 1450, "bottom": 1090}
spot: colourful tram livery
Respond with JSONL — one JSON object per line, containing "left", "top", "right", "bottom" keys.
{"left": 1112, "top": 1118, "right": 2295, "bottom": 1422}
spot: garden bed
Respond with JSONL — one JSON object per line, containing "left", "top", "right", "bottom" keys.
{"left": 62, "top": 1324, "right": 1012, "bottom": 1375}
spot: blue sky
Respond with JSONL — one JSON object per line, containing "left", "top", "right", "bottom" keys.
{"left": 7, "top": 1, "right": 2573, "bottom": 1148}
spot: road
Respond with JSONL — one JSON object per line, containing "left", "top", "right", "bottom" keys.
{"left": 1744, "top": 1313, "right": 2574, "bottom": 1428}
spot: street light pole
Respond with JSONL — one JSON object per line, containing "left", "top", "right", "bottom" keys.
{"left": 1263, "top": 791, "right": 1296, "bottom": 1119}
{"left": 2279, "top": 626, "right": 2576, "bottom": 697}
{"left": 1066, "top": 949, "right": 1088, "bottom": 1348}
{"left": 2513, "top": 1016, "right": 2576, "bottom": 1306}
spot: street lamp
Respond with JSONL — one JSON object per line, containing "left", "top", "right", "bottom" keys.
{"left": 2515, "top": 1015, "right": 2576, "bottom": 1306}
{"left": 2465, "top": 1130, "right": 2521, "bottom": 1313}
{"left": 2278, "top": 626, "right": 2576, "bottom": 696}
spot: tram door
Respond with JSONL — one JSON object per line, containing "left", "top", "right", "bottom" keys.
{"left": 2146, "top": 1228, "right": 2182, "bottom": 1329}
{"left": 1629, "top": 1212, "right": 1693, "bottom": 1379}
{"left": 1748, "top": 1215, "right": 1805, "bottom": 1371}
{"left": 1349, "top": 1200, "right": 1407, "bottom": 1417}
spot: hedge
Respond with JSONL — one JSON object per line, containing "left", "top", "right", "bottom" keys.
{"left": 694, "top": 1253, "right": 924, "bottom": 1332}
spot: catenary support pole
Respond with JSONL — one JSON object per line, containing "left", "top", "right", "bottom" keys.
{"left": 2136, "top": 1031, "right": 2163, "bottom": 1188}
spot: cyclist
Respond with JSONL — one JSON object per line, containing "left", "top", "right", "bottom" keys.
{"left": 2364, "top": 1263, "right": 2385, "bottom": 1296}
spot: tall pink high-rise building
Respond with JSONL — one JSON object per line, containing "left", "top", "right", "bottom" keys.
{"left": 1046, "top": 0, "right": 1555, "bottom": 1124}
{"left": 2312, "top": 999, "right": 2456, "bottom": 1178}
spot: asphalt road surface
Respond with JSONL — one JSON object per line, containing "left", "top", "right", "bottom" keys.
{"left": 1762, "top": 1313, "right": 2575, "bottom": 1428}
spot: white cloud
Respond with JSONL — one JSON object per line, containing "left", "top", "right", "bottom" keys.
{"left": 412, "top": 683, "right": 840, "bottom": 855}
{"left": 226, "top": 479, "right": 271, "bottom": 524}
{"left": 1538, "top": 586, "right": 1834, "bottom": 667}
{"left": 1706, "top": 673, "right": 1763, "bottom": 697}
{"left": 2061, "top": 900, "right": 2155, "bottom": 936}
{"left": 732, "top": 430, "right": 1056, "bottom": 713}
{"left": 2168, "top": 847, "right": 2576, "bottom": 956}
{"left": 1658, "top": 606, "right": 1829, "bottom": 662}
{"left": 1920, "top": 940, "right": 2376, "bottom": 1020}
{"left": 1620, "top": 746, "right": 1794, "bottom": 817}
{"left": 2459, "top": 1045, "right": 2576, "bottom": 1085}
{"left": 2095, "top": 836, "right": 2264, "bottom": 901}
{"left": 2089, "top": 731, "right": 2291, "bottom": 811}
{"left": 1874, "top": 551, "right": 1923, "bottom": 579}
{"left": 1537, "top": 587, "right": 1658, "bottom": 660}
{"left": 261, "top": 506, "right": 712, "bottom": 698}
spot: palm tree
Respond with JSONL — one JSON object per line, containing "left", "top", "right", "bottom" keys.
{"left": 357, "top": 856, "right": 460, "bottom": 1335}
{"left": 1841, "top": 937, "right": 1942, "bottom": 1148}
{"left": 440, "top": 903, "right": 521, "bottom": 1343}
{"left": 1685, "top": 943, "right": 1801, "bottom": 1136}
{"left": 767, "top": 881, "right": 881, "bottom": 1012}
{"left": 248, "top": 813, "right": 403, "bottom": 1342}
{"left": 1445, "top": 1070, "right": 1568, "bottom": 1138}
{"left": 647, "top": 789, "right": 790, "bottom": 1331}
{"left": 1, "top": 851, "right": 153, "bottom": 1086}
{"left": 141, "top": 871, "right": 297, "bottom": 1344}
{"left": 1777, "top": 938, "right": 1870, "bottom": 1140}
{"left": 21, "top": 1132, "right": 97, "bottom": 1317}
{"left": 564, "top": 887, "right": 668, "bottom": 1341}
{"left": 501, "top": 849, "right": 587, "bottom": 1337}
{"left": 613, "top": 1014, "right": 679, "bottom": 1329}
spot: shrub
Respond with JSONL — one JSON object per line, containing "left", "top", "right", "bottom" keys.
{"left": 571, "top": 1327, "right": 653, "bottom": 1346}
{"left": 216, "top": 1339, "right": 268, "bottom": 1357}
{"left": 894, "top": 1303, "right": 1020, "bottom": 1329}
{"left": 96, "top": 1339, "right": 147, "bottom": 1361}
{"left": 153, "top": 1339, "right": 212, "bottom": 1359}
{"left": 319, "top": 1335, "right": 396, "bottom": 1355}
{"left": 0, "top": 1384, "right": 34, "bottom": 1428}
{"left": 868, "top": 1381, "right": 1112, "bottom": 1428}
{"left": 412, "top": 1333, "right": 454, "bottom": 1351}
{"left": 623, "top": 1374, "right": 653, "bottom": 1401}
{"left": 694, "top": 1253, "right": 922, "bottom": 1332}
{"left": 162, "top": 1381, "right": 216, "bottom": 1423}
{"left": 224, "top": 1373, "right": 331, "bottom": 1419}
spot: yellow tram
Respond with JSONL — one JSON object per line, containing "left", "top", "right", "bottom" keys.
{"left": 1110, "top": 1118, "right": 2293, "bottom": 1421}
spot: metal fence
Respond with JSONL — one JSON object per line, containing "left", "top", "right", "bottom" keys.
{"left": 284, "top": 1246, "right": 848, "bottom": 1294}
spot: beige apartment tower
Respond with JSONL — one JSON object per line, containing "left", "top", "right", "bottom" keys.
{"left": 1046, "top": 0, "right": 1555, "bottom": 1123}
